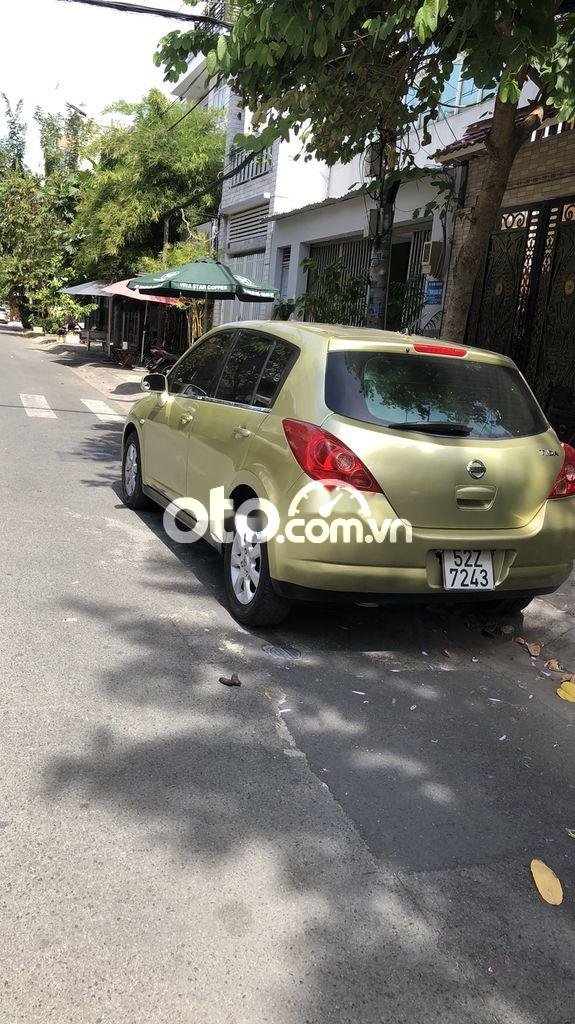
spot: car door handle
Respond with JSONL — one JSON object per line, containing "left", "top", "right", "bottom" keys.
{"left": 180, "top": 413, "right": 194, "bottom": 426}
{"left": 233, "top": 426, "right": 252, "bottom": 439}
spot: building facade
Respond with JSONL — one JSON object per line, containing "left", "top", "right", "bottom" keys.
{"left": 174, "top": 47, "right": 515, "bottom": 333}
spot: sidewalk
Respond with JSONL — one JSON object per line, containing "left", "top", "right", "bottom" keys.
{"left": 28, "top": 332, "right": 144, "bottom": 410}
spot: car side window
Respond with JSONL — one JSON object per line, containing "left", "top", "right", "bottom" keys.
{"left": 214, "top": 330, "right": 275, "bottom": 405}
{"left": 253, "top": 339, "right": 298, "bottom": 408}
{"left": 168, "top": 332, "right": 236, "bottom": 397}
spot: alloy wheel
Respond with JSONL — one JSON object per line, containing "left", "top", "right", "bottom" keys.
{"left": 230, "top": 530, "right": 261, "bottom": 605}
{"left": 124, "top": 441, "right": 138, "bottom": 497}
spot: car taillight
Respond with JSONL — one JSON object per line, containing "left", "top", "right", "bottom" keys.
{"left": 282, "top": 419, "right": 381, "bottom": 492}
{"left": 413, "top": 343, "right": 467, "bottom": 357}
{"left": 548, "top": 443, "right": 575, "bottom": 499}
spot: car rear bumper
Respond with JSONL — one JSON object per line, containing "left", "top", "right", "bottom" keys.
{"left": 271, "top": 580, "right": 559, "bottom": 604}
{"left": 267, "top": 496, "right": 575, "bottom": 599}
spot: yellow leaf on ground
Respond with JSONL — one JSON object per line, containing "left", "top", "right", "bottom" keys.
{"left": 556, "top": 680, "right": 575, "bottom": 702}
{"left": 530, "top": 859, "right": 563, "bottom": 905}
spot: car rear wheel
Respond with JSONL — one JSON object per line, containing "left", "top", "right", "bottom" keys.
{"left": 121, "top": 432, "right": 153, "bottom": 510}
{"left": 223, "top": 524, "right": 292, "bottom": 627}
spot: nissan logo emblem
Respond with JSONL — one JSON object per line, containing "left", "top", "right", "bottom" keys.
{"left": 467, "top": 459, "right": 487, "bottom": 480}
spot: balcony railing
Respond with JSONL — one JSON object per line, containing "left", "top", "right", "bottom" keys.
{"left": 229, "top": 147, "right": 273, "bottom": 186}
{"left": 205, "top": 1, "right": 239, "bottom": 22}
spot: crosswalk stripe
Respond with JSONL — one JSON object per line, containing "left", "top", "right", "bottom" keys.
{"left": 81, "top": 399, "right": 124, "bottom": 423}
{"left": 20, "top": 394, "right": 57, "bottom": 419}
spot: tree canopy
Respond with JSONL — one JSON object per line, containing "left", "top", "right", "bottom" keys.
{"left": 156, "top": 2, "right": 575, "bottom": 338}
{"left": 0, "top": 94, "right": 26, "bottom": 174}
{"left": 0, "top": 87, "right": 225, "bottom": 329}
{"left": 156, "top": 2, "right": 575, "bottom": 166}
{"left": 73, "top": 89, "right": 225, "bottom": 281}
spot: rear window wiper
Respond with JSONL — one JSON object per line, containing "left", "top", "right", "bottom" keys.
{"left": 389, "top": 421, "right": 473, "bottom": 437}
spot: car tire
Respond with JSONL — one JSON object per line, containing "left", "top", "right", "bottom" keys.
{"left": 223, "top": 523, "right": 292, "bottom": 627}
{"left": 121, "top": 431, "right": 154, "bottom": 510}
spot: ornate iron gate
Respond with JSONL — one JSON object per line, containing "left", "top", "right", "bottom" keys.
{"left": 474, "top": 196, "right": 575, "bottom": 442}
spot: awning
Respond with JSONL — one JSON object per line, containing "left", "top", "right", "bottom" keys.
{"left": 103, "top": 279, "right": 181, "bottom": 305}
{"left": 61, "top": 280, "right": 110, "bottom": 297}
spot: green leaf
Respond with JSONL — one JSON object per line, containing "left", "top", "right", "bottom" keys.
{"left": 414, "top": 0, "right": 441, "bottom": 42}
{"left": 206, "top": 49, "right": 217, "bottom": 76}
{"left": 216, "top": 34, "right": 227, "bottom": 62}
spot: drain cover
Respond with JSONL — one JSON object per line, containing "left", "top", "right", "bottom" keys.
{"left": 262, "top": 643, "right": 301, "bottom": 662}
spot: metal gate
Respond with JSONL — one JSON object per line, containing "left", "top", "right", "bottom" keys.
{"left": 308, "top": 228, "right": 430, "bottom": 330}
{"left": 474, "top": 196, "right": 575, "bottom": 441}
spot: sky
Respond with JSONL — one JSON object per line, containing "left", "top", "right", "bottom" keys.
{"left": 0, "top": 0, "right": 194, "bottom": 170}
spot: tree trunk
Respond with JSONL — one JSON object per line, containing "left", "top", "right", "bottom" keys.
{"left": 442, "top": 94, "right": 544, "bottom": 342}
{"left": 366, "top": 181, "right": 400, "bottom": 329}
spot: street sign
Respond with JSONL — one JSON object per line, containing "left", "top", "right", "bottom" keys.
{"left": 425, "top": 279, "right": 444, "bottom": 305}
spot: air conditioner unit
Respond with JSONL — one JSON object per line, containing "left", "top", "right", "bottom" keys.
{"left": 421, "top": 240, "right": 444, "bottom": 277}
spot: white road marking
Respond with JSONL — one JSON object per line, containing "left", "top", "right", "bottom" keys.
{"left": 20, "top": 394, "right": 57, "bottom": 419}
{"left": 81, "top": 399, "right": 124, "bottom": 423}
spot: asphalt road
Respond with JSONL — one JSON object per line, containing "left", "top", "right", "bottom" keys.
{"left": 1, "top": 329, "right": 574, "bottom": 1024}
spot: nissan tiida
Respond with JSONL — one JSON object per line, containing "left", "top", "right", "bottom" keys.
{"left": 121, "top": 323, "right": 575, "bottom": 626}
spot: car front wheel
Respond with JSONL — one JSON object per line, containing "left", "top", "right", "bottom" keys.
{"left": 223, "top": 525, "right": 291, "bottom": 627}
{"left": 121, "top": 432, "right": 153, "bottom": 510}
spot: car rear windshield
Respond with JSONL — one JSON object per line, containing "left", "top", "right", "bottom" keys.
{"left": 325, "top": 350, "right": 548, "bottom": 439}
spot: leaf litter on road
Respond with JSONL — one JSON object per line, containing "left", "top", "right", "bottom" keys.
{"left": 515, "top": 637, "right": 542, "bottom": 657}
{"left": 545, "top": 658, "right": 565, "bottom": 673}
{"left": 530, "top": 859, "right": 563, "bottom": 905}
{"left": 219, "top": 673, "right": 242, "bottom": 687}
{"left": 556, "top": 680, "right": 575, "bottom": 703}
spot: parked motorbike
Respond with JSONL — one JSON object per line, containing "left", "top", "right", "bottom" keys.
{"left": 146, "top": 346, "right": 179, "bottom": 374}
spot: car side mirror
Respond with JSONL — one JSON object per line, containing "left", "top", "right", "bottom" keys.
{"left": 141, "top": 372, "right": 167, "bottom": 393}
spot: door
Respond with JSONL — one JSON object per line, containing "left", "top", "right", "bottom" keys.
{"left": 143, "top": 331, "right": 236, "bottom": 499}
{"left": 185, "top": 330, "right": 298, "bottom": 527}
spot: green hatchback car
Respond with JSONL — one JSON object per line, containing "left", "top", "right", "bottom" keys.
{"left": 121, "top": 322, "right": 575, "bottom": 626}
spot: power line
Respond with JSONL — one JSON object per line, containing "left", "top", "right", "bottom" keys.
{"left": 168, "top": 82, "right": 220, "bottom": 131}
{"left": 56, "top": 0, "right": 231, "bottom": 28}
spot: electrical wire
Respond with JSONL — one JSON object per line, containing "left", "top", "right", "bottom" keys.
{"left": 56, "top": 0, "right": 231, "bottom": 28}
{"left": 167, "top": 81, "right": 220, "bottom": 131}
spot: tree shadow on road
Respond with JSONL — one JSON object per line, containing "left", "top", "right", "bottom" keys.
{"left": 42, "top": 577, "right": 575, "bottom": 1023}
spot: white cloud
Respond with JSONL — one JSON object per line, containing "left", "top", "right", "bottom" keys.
{"left": 0, "top": 0, "right": 191, "bottom": 170}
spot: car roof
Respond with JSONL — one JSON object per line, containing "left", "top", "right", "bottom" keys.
{"left": 212, "top": 320, "right": 515, "bottom": 366}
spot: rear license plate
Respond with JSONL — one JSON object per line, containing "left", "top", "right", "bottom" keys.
{"left": 442, "top": 550, "right": 494, "bottom": 591}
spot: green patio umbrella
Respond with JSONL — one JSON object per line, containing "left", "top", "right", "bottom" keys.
{"left": 127, "top": 258, "right": 278, "bottom": 303}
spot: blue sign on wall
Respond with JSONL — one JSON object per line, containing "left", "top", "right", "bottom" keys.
{"left": 425, "top": 280, "right": 444, "bottom": 305}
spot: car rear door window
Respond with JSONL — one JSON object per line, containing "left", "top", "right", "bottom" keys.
{"left": 325, "top": 350, "right": 548, "bottom": 439}
{"left": 253, "top": 339, "right": 298, "bottom": 408}
{"left": 214, "top": 330, "right": 275, "bottom": 405}
{"left": 169, "top": 332, "right": 236, "bottom": 397}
